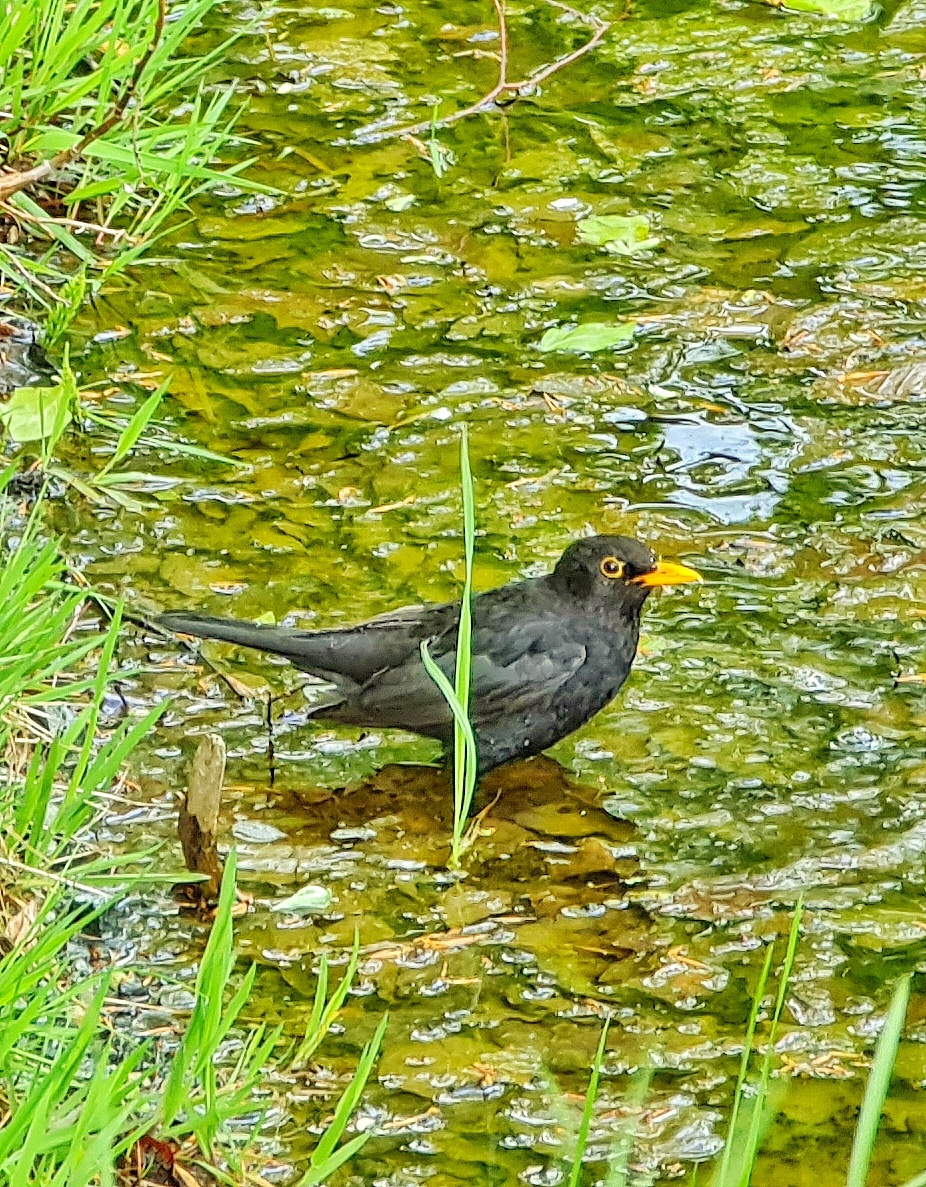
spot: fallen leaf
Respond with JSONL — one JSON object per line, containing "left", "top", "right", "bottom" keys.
{"left": 537, "top": 322, "right": 636, "bottom": 353}
{"left": 577, "top": 214, "right": 660, "bottom": 255}
{"left": 0, "top": 381, "right": 73, "bottom": 444}
{"left": 272, "top": 884, "right": 333, "bottom": 913}
{"left": 771, "top": 0, "right": 873, "bottom": 16}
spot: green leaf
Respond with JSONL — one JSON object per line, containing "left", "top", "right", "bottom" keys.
{"left": 778, "top": 0, "right": 874, "bottom": 17}
{"left": 577, "top": 214, "right": 660, "bottom": 255}
{"left": 537, "top": 322, "right": 636, "bottom": 353}
{"left": 0, "top": 382, "right": 73, "bottom": 444}
{"left": 272, "top": 885, "right": 333, "bottom": 914}
{"left": 97, "top": 381, "right": 169, "bottom": 477}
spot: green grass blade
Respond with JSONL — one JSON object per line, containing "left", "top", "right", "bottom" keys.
{"left": 299, "top": 1012, "right": 388, "bottom": 1185}
{"left": 294, "top": 939, "right": 360, "bottom": 1067}
{"left": 420, "top": 640, "right": 479, "bottom": 779}
{"left": 419, "top": 423, "right": 479, "bottom": 867}
{"left": 451, "top": 423, "right": 477, "bottom": 858}
{"left": 735, "top": 902, "right": 803, "bottom": 1185}
{"left": 97, "top": 380, "right": 168, "bottom": 476}
{"left": 567, "top": 1020, "right": 610, "bottom": 1187}
{"left": 846, "top": 973, "right": 912, "bottom": 1187}
{"left": 605, "top": 1065, "right": 654, "bottom": 1187}
{"left": 713, "top": 941, "right": 776, "bottom": 1187}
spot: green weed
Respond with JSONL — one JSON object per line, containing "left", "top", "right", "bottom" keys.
{"left": 420, "top": 423, "right": 479, "bottom": 867}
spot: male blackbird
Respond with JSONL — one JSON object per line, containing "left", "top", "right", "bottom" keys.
{"left": 159, "top": 535, "right": 701, "bottom": 773}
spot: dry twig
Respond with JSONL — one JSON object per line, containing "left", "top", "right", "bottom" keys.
{"left": 0, "top": 202, "right": 132, "bottom": 241}
{"left": 372, "top": 0, "right": 612, "bottom": 144}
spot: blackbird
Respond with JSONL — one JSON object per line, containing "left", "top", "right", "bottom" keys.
{"left": 159, "top": 535, "right": 701, "bottom": 773}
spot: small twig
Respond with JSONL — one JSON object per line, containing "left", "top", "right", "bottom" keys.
{"left": 495, "top": 0, "right": 510, "bottom": 86}
{"left": 266, "top": 691, "right": 276, "bottom": 788}
{"left": 462, "top": 788, "right": 503, "bottom": 854}
{"left": 0, "top": 242, "right": 61, "bottom": 301}
{"left": 371, "top": 0, "right": 610, "bottom": 144}
{"left": 0, "top": 0, "right": 167, "bottom": 203}
{"left": 521, "top": 0, "right": 609, "bottom": 89}
{"left": 0, "top": 201, "right": 133, "bottom": 240}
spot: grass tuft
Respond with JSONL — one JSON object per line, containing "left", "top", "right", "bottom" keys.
{"left": 0, "top": 0, "right": 266, "bottom": 323}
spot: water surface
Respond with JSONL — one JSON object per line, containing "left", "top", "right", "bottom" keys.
{"left": 73, "top": 0, "right": 926, "bottom": 1180}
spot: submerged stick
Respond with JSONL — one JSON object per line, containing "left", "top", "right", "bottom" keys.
{"left": 368, "top": 0, "right": 612, "bottom": 144}
{"left": 178, "top": 733, "right": 226, "bottom": 899}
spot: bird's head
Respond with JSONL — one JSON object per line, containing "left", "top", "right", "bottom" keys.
{"left": 549, "top": 535, "right": 702, "bottom": 616}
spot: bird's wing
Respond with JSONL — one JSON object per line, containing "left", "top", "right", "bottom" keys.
{"left": 334, "top": 608, "right": 587, "bottom": 734}
{"left": 303, "top": 601, "right": 457, "bottom": 683}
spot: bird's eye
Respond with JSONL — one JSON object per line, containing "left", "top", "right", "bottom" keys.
{"left": 599, "top": 556, "right": 625, "bottom": 580}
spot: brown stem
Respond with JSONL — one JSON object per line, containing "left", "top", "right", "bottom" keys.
{"left": 495, "top": 0, "right": 510, "bottom": 87}
{"left": 510, "top": 1, "right": 609, "bottom": 90}
{"left": 0, "top": 201, "right": 132, "bottom": 240}
{"left": 375, "top": 0, "right": 610, "bottom": 144}
{"left": 0, "top": 0, "right": 167, "bottom": 204}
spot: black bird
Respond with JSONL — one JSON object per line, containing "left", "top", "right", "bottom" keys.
{"left": 159, "top": 535, "right": 701, "bottom": 773}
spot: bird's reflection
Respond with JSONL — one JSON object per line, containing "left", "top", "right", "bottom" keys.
{"left": 281, "top": 755, "right": 638, "bottom": 885}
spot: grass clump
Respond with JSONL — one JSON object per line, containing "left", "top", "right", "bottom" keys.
{"left": 0, "top": 0, "right": 263, "bottom": 330}
{"left": 561, "top": 906, "right": 912, "bottom": 1187}
{"left": 0, "top": 483, "right": 383, "bottom": 1182}
{"left": 712, "top": 904, "right": 803, "bottom": 1187}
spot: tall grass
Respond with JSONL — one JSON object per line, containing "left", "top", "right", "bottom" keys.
{"left": 0, "top": 480, "right": 383, "bottom": 1182}
{"left": 1, "top": 0, "right": 264, "bottom": 323}
{"left": 420, "top": 424, "right": 479, "bottom": 866}
{"left": 566, "top": 1020, "right": 611, "bottom": 1187}
{"left": 712, "top": 905, "right": 803, "bottom": 1187}
{"left": 712, "top": 922, "right": 911, "bottom": 1187}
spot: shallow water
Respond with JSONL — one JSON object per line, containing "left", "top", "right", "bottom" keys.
{"left": 66, "top": 0, "right": 926, "bottom": 1180}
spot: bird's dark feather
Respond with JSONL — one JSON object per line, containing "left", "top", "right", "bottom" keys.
{"left": 157, "top": 534, "right": 667, "bottom": 773}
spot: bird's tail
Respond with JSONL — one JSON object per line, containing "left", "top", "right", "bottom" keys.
{"left": 158, "top": 611, "right": 317, "bottom": 662}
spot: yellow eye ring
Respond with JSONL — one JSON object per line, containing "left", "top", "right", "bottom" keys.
{"left": 599, "top": 556, "right": 625, "bottom": 580}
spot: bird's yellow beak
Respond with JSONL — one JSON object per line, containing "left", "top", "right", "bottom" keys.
{"left": 631, "top": 560, "right": 703, "bottom": 587}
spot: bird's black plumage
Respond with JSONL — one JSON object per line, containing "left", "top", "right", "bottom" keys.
{"left": 158, "top": 535, "right": 700, "bottom": 773}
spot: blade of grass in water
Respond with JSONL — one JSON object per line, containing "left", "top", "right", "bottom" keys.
{"left": 566, "top": 1020, "right": 610, "bottom": 1187}
{"left": 297, "top": 1012, "right": 389, "bottom": 1187}
{"left": 846, "top": 972, "right": 912, "bottom": 1187}
{"left": 96, "top": 379, "right": 168, "bottom": 476}
{"left": 733, "top": 901, "right": 803, "bottom": 1186}
{"left": 453, "top": 424, "right": 477, "bottom": 855}
{"left": 605, "top": 1064, "right": 654, "bottom": 1187}
{"left": 712, "top": 940, "right": 776, "bottom": 1187}
{"left": 420, "top": 424, "right": 478, "bottom": 867}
